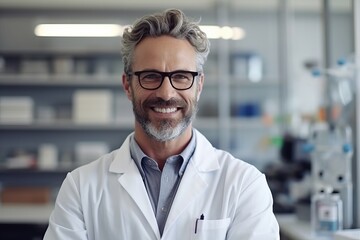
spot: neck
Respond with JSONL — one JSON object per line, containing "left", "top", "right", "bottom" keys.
{"left": 134, "top": 123, "right": 193, "bottom": 170}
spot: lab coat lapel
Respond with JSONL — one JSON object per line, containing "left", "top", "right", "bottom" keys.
{"left": 164, "top": 161, "right": 208, "bottom": 230}
{"left": 118, "top": 167, "right": 160, "bottom": 238}
{"left": 164, "top": 130, "right": 220, "bottom": 234}
{"left": 109, "top": 134, "right": 160, "bottom": 239}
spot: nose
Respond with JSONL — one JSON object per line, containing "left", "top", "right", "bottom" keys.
{"left": 155, "top": 76, "right": 177, "bottom": 100}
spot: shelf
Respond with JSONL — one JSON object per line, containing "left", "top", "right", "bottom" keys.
{"left": 276, "top": 214, "right": 331, "bottom": 240}
{"left": 0, "top": 168, "right": 69, "bottom": 187}
{"left": 0, "top": 118, "right": 274, "bottom": 131}
{"left": 194, "top": 117, "right": 275, "bottom": 130}
{"left": 0, "top": 120, "right": 134, "bottom": 131}
{"left": 0, "top": 8, "right": 286, "bottom": 180}
{"left": 1, "top": 118, "right": 225, "bottom": 131}
{"left": 204, "top": 75, "right": 279, "bottom": 88}
{"left": 0, "top": 204, "right": 53, "bottom": 224}
{"left": 11, "top": 117, "right": 269, "bottom": 131}
{"left": 0, "top": 168, "right": 71, "bottom": 174}
{"left": 194, "top": 117, "right": 219, "bottom": 129}
{"left": 0, "top": 117, "right": 268, "bottom": 131}
{"left": 0, "top": 74, "right": 123, "bottom": 87}
{"left": 230, "top": 117, "right": 274, "bottom": 129}
{"left": 229, "top": 77, "right": 279, "bottom": 88}
{"left": 0, "top": 74, "right": 279, "bottom": 88}
{"left": 0, "top": 49, "right": 121, "bottom": 57}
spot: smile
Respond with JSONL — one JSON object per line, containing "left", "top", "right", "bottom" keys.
{"left": 153, "top": 107, "right": 178, "bottom": 113}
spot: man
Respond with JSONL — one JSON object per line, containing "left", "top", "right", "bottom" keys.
{"left": 44, "top": 9, "right": 279, "bottom": 240}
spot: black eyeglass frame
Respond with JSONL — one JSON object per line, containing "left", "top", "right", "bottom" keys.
{"left": 127, "top": 70, "right": 200, "bottom": 90}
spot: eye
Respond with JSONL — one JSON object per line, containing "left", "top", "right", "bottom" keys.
{"left": 172, "top": 72, "right": 192, "bottom": 81}
{"left": 141, "top": 72, "right": 162, "bottom": 81}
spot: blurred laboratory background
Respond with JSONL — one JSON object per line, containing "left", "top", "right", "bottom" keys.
{"left": 0, "top": 0, "right": 359, "bottom": 239}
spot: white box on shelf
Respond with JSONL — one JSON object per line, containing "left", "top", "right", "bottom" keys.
{"left": 73, "top": 90, "right": 113, "bottom": 124}
{"left": 20, "top": 59, "right": 49, "bottom": 74}
{"left": 38, "top": 144, "right": 58, "bottom": 169}
{"left": 114, "top": 95, "right": 134, "bottom": 125}
{"left": 75, "top": 142, "right": 109, "bottom": 165}
{"left": 231, "top": 54, "right": 248, "bottom": 78}
{"left": 0, "top": 97, "right": 34, "bottom": 124}
{"left": 53, "top": 57, "right": 74, "bottom": 75}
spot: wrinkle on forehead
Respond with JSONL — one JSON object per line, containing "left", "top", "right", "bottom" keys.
{"left": 132, "top": 36, "right": 197, "bottom": 72}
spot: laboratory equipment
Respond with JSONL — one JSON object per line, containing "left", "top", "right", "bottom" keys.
{"left": 311, "top": 186, "right": 343, "bottom": 236}
{"left": 307, "top": 57, "right": 356, "bottom": 230}
{"left": 306, "top": 123, "right": 353, "bottom": 230}
{"left": 312, "top": 57, "right": 356, "bottom": 126}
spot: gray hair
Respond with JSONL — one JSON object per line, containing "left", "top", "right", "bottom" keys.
{"left": 121, "top": 9, "right": 210, "bottom": 74}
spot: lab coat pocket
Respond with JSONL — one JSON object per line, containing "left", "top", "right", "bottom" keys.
{"left": 193, "top": 218, "right": 230, "bottom": 240}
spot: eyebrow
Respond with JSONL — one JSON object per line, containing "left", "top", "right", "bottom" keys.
{"left": 134, "top": 69, "right": 194, "bottom": 72}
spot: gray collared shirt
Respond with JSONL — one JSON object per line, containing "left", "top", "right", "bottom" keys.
{"left": 130, "top": 131, "right": 196, "bottom": 236}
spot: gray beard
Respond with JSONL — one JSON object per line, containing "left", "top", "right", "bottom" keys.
{"left": 133, "top": 101, "right": 198, "bottom": 142}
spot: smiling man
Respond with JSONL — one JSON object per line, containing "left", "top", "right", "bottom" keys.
{"left": 44, "top": 9, "right": 279, "bottom": 240}
{"left": 125, "top": 35, "right": 201, "bottom": 170}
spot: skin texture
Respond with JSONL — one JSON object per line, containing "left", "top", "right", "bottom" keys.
{"left": 122, "top": 36, "right": 204, "bottom": 170}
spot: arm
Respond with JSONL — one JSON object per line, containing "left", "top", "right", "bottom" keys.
{"left": 43, "top": 173, "right": 88, "bottom": 240}
{"left": 227, "top": 174, "right": 280, "bottom": 240}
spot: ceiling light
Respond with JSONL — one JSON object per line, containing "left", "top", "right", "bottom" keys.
{"left": 200, "top": 25, "right": 246, "bottom": 40}
{"left": 34, "top": 24, "right": 123, "bottom": 37}
{"left": 34, "top": 23, "right": 245, "bottom": 40}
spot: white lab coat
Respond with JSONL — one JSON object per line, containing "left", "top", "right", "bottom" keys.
{"left": 44, "top": 129, "right": 279, "bottom": 240}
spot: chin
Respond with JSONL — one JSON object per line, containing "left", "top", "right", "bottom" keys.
{"left": 146, "top": 121, "right": 189, "bottom": 142}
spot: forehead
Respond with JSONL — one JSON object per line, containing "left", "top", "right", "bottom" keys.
{"left": 132, "top": 35, "right": 197, "bottom": 70}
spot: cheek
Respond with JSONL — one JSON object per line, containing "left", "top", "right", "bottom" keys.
{"left": 184, "top": 91, "right": 199, "bottom": 108}
{"left": 131, "top": 86, "right": 151, "bottom": 106}
{"left": 129, "top": 83, "right": 144, "bottom": 99}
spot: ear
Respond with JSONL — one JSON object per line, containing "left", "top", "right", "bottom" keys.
{"left": 122, "top": 73, "right": 132, "bottom": 100}
{"left": 196, "top": 73, "right": 204, "bottom": 101}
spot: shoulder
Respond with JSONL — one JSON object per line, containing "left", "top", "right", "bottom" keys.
{"left": 215, "top": 147, "right": 264, "bottom": 184}
{"left": 68, "top": 133, "right": 133, "bottom": 183}
{"left": 69, "top": 149, "right": 118, "bottom": 185}
{"left": 194, "top": 129, "right": 263, "bottom": 182}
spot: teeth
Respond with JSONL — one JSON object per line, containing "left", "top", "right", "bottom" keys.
{"left": 154, "top": 107, "right": 177, "bottom": 113}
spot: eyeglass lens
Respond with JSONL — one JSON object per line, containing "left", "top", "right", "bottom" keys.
{"left": 137, "top": 71, "right": 196, "bottom": 90}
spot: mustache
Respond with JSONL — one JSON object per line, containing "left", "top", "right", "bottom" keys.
{"left": 144, "top": 97, "right": 186, "bottom": 108}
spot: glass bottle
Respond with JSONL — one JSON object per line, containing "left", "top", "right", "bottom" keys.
{"left": 311, "top": 187, "right": 343, "bottom": 237}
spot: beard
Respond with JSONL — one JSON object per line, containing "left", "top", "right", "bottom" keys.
{"left": 132, "top": 94, "right": 198, "bottom": 142}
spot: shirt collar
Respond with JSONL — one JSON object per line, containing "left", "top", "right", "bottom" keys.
{"left": 130, "top": 130, "right": 196, "bottom": 177}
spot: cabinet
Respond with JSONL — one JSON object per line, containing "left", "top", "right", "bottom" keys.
{"left": 0, "top": 52, "right": 279, "bottom": 178}
{"left": 0, "top": 51, "right": 134, "bottom": 189}
{"left": 0, "top": 4, "right": 285, "bottom": 196}
{"left": 199, "top": 3, "right": 283, "bottom": 170}
{"left": 198, "top": 72, "right": 281, "bottom": 169}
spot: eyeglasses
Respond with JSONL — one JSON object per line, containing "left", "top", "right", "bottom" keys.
{"left": 128, "top": 70, "right": 199, "bottom": 90}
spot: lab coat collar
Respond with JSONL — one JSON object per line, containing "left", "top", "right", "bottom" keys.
{"left": 109, "top": 130, "right": 220, "bottom": 174}
{"left": 191, "top": 129, "right": 220, "bottom": 172}
{"left": 109, "top": 132, "right": 134, "bottom": 174}
{"left": 108, "top": 130, "right": 221, "bottom": 239}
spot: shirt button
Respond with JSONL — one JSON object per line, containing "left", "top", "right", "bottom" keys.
{"left": 161, "top": 207, "right": 166, "bottom": 212}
